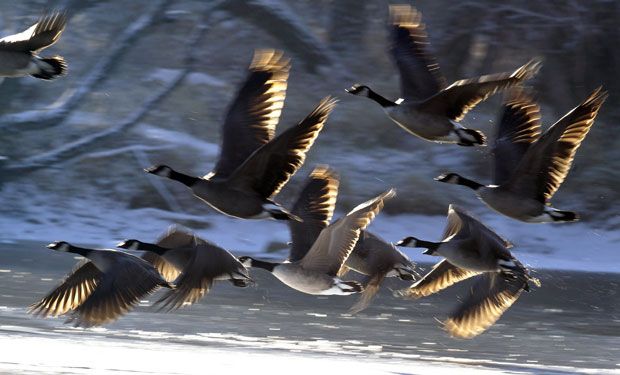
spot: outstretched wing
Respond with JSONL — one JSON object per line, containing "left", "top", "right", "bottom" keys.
{"left": 300, "top": 189, "right": 395, "bottom": 276}
{"left": 506, "top": 87, "right": 607, "bottom": 202}
{"left": 444, "top": 271, "right": 529, "bottom": 339}
{"left": 388, "top": 4, "right": 446, "bottom": 101}
{"left": 229, "top": 97, "right": 336, "bottom": 199}
{"left": 448, "top": 205, "right": 513, "bottom": 248}
{"left": 288, "top": 165, "right": 340, "bottom": 262}
{"left": 0, "top": 11, "right": 67, "bottom": 52}
{"left": 156, "top": 242, "right": 246, "bottom": 311}
{"left": 67, "top": 257, "right": 166, "bottom": 327}
{"left": 348, "top": 271, "right": 387, "bottom": 314}
{"left": 493, "top": 91, "right": 541, "bottom": 185}
{"left": 208, "top": 49, "right": 290, "bottom": 179}
{"left": 422, "top": 59, "right": 541, "bottom": 122}
{"left": 397, "top": 259, "right": 479, "bottom": 299}
{"left": 29, "top": 261, "right": 101, "bottom": 318}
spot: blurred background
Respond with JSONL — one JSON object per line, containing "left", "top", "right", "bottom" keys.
{"left": 0, "top": 0, "right": 618, "bottom": 249}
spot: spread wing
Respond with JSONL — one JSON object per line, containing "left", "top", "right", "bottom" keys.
{"left": 506, "top": 87, "right": 607, "bottom": 202}
{"left": 493, "top": 91, "right": 541, "bottom": 185}
{"left": 421, "top": 59, "right": 541, "bottom": 121}
{"left": 444, "top": 272, "right": 529, "bottom": 339}
{"left": 288, "top": 165, "right": 340, "bottom": 262}
{"left": 348, "top": 271, "right": 387, "bottom": 314}
{"left": 29, "top": 261, "right": 101, "bottom": 318}
{"left": 0, "top": 11, "right": 67, "bottom": 52}
{"left": 388, "top": 5, "right": 446, "bottom": 100}
{"left": 67, "top": 256, "right": 167, "bottom": 327}
{"left": 209, "top": 49, "right": 290, "bottom": 179}
{"left": 299, "top": 189, "right": 395, "bottom": 276}
{"left": 141, "top": 225, "right": 199, "bottom": 282}
{"left": 397, "top": 259, "right": 479, "bottom": 299}
{"left": 156, "top": 242, "right": 246, "bottom": 311}
{"left": 229, "top": 97, "right": 336, "bottom": 198}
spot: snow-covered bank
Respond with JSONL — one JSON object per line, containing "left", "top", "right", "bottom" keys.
{"left": 0, "top": 332, "right": 614, "bottom": 375}
{"left": 1, "top": 203, "right": 618, "bottom": 274}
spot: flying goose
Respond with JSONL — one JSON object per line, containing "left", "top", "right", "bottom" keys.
{"left": 435, "top": 87, "right": 607, "bottom": 222}
{"left": 395, "top": 205, "right": 540, "bottom": 339}
{"left": 239, "top": 189, "right": 396, "bottom": 296}
{"left": 29, "top": 241, "right": 172, "bottom": 327}
{"left": 146, "top": 50, "right": 336, "bottom": 220}
{"left": 117, "top": 226, "right": 252, "bottom": 311}
{"left": 345, "top": 4, "right": 540, "bottom": 146}
{"left": 288, "top": 166, "right": 416, "bottom": 313}
{"left": 0, "top": 10, "right": 67, "bottom": 80}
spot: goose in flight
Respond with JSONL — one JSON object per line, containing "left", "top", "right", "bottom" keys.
{"left": 396, "top": 205, "right": 540, "bottom": 338}
{"left": 0, "top": 10, "right": 67, "bottom": 80}
{"left": 436, "top": 87, "right": 607, "bottom": 222}
{"left": 146, "top": 49, "right": 336, "bottom": 220}
{"left": 346, "top": 4, "right": 540, "bottom": 146}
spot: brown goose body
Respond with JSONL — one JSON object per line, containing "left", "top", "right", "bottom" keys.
{"left": 396, "top": 205, "right": 539, "bottom": 338}
{"left": 146, "top": 50, "right": 335, "bottom": 220}
{"left": 118, "top": 226, "right": 251, "bottom": 311}
{"left": 29, "top": 242, "right": 171, "bottom": 327}
{"left": 346, "top": 5, "right": 540, "bottom": 146}
{"left": 436, "top": 88, "right": 607, "bottom": 222}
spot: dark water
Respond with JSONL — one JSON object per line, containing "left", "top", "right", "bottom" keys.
{"left": 0, "top": 242, "right": 619, "bottom": 374}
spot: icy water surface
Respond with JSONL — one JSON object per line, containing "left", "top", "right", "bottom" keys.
{"left": 0, "top": 242, "right": 619, "bottom": 374}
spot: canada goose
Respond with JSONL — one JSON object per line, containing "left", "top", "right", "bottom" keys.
{"left": 395, "top": 205, "right": 540, "bottom": 339}
{"left": 117, "top": 226, "right": 252, "bottom": 311}
{"left": 239, "top": 189, "right": 395, "bottom": 296}
{"left": 345, "top": 5, "right": 540, "bottom": 146}
{"left": 435, "top": 87, "right": 607, "bottom": 222}
{"left": 146, "top": 49, "right": 336, "bottom": 220}
{"left": 0, "top": 10, "right": 67, "bottom": 80}
{"left": 29, "top": 241, "right": 172, "bottom": 327}
{"left": 288, "top": 165, "right": 416, "bottom": 313}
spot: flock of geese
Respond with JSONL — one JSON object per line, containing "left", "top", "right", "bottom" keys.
{"left": 3, "top": 5, "right": 607, "bottom": 339}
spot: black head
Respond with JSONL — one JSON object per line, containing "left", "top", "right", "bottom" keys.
{"left": 116, "top": 239, "right": 141, "bottom": 250}
{"left": 47, "top": 241, "right": 71, "bottom": 252}
{"left": 393, "top": 263, "right": 416, "bottom": 281}
{"left": 434, "top": 173, "right": 462, "bottom": 184}
{"left": 395, "top": 236, "right": 418, "bottom": 248}
{"left": 345, "top": 84, "right": 371, "bottom": 96}
{"left": 144, "top": 165, "right": 173, "bottom": 177}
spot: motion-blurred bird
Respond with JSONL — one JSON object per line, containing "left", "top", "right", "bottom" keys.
{"left": 29, "top": 241, "right": 172, "bottom": 327}
{"left": 435, "top": 87, "right": 607, "bottom": 222}
{"left": 396, "top": 205, "right": 540, "bottom": 338}
{"left": 239, "top": 189, "right": 396, "bottom": 296}
{"left": 146, "top": 49, "right": 336, "bottom": 220}
{"left": 346, "top": 4, "right": 540, "bottom": 146}
{"left": 0, "top": 10, "right": 67, "bottom": 80}
{"left": 287, "top": 166, "right": 416, "bottom": 313}
{"left": 117, "top": 226, "right": 252, "bottom": 311}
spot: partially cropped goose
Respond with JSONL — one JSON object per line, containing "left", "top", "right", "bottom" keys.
{"left": 395, "top": 205, "right": 540, "bottom": 339}
{"left": 117, "top": 226, "right": 252, "bottom": 311}
{"left": 0, "top": 10, "right": 67, "bottom": 80}
{"left": 29, "top": 241, "right": 172, "bottom": 327}
{"left": 239, "top": 189, "right": 395, "bottom": 296}
{"left": 288, "top": 166, "right": 415, "bottom": 313}
{"left": 346, "top": 5, "right": 540, "bottom": 146}
{"left": 436, "top": 87, "right": 607, "bottom": 222}
{"left": 146, "top": 49, "right": 336, "bottom": 220}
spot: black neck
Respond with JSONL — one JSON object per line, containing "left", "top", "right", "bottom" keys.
{"left": 67, "top": 245, "right": 93, "bottom": 257}
{"left": 168, "top": 169, "right": 199, "bottom": 188}
{"left": 137, "top": 242, "right": 169, "bottom": 255}
{"left": 251, "top": 258, "right": 277, "bottom": 272}
{"left": 415, "top": 239, "right": 441, "bottom": 250}
{"left": 458, "top": 176, "right": 484, "bottom": 191}
{"left": 366, "top": 88, "right": 397, "bottom": 108}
